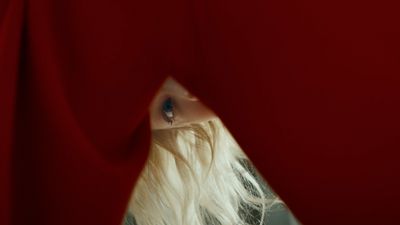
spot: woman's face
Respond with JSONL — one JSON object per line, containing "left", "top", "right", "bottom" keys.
{"left": 150, "top": 78, "right": 215, "bottom": 130}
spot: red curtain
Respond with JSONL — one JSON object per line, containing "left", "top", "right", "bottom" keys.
{"left": 1, "top": 0, "right": 400, "bottom": 224}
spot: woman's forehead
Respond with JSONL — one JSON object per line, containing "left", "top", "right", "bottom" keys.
{"left": 161, "top": 78, "right": 190, "bottom": 97}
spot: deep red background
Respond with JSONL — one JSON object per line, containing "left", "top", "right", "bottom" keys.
{"left": 1, "top": 0, "right": 400, "bottom": 224}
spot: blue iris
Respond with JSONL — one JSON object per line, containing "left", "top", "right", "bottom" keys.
{"left": 162, "top": 97, "right": 174, "bottom": 113}
{"left": 162, "top": 97, "right": 175, "bottom": 124}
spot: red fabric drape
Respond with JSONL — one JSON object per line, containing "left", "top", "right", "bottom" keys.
{"left": 1, "top": 0, "right": 400, "bottom": 224}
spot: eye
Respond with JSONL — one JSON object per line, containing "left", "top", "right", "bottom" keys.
{"left": 162, "top": 97, "right": 175, "bottom": 125}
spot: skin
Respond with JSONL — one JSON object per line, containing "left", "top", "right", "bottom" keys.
{"left": 149, "top": 78, "right": 215, "bottom": 130}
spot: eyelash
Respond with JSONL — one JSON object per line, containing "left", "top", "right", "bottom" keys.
{"left": 161, "top": 97, "right": 175, "bottom": 125}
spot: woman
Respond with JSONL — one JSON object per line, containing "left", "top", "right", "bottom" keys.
{"left": 125, "top": 78, "right": 275, "bottom": 225}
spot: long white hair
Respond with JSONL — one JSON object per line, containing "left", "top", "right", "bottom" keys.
{"left": 128, "top": 118, "right": 276, "bottom": 225}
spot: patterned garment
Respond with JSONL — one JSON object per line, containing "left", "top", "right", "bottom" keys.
{"left": 123, "top": 213, "right": 137, "bottom": 225}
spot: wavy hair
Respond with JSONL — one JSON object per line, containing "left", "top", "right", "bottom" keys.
{"left": 128, "top": 118, "right": 277, "bottom": 225}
